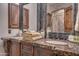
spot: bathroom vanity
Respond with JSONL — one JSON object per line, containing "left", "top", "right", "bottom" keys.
{"left": 1, "top": 37, "right": 79, "bottom": 56}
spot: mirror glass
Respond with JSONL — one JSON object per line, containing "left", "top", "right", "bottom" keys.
{"left": 23, "top": 3, "right": 37, "bottom": 32}
{"left": 47, "top": 3, "right": 73, "bottom": 33}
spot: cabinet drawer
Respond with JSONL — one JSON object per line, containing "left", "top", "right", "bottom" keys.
{"left": 22, "top": 45, "right": 33, "bottom": 54}
{"left": 21, "top": 42, "right": 33, "bottom": 55}
{"left": 34, "top": 46, "right": 53, "bottom": 56}
{"left": 21, "top": 51, "right": 33, "bottom": 56}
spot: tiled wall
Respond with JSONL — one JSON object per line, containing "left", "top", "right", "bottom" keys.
{"left": 48, "top": 32, "right": 70, "bottom": 40}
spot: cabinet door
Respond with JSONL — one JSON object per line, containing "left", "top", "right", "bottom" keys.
{"left": 64, "top": 6, "right": 73, "bottom": 32}
{"left": 3, "top": 39, "right": 11, "bottom": 56}
{"left": 8, "top": 4, "right": 29, "bottom": 29}
{"left": 10, "top": 40, "right": 21, "bottom": 56}
{"left": 34, "top": 46, "right": 53, "bottom": 56}
{"left": 21, "top": 41, "right": 33, "bottom": 56}
{"left": 8, "top": 3, "right": 19, "bottom": 28}
{"left": 23, "top": 8, "right": 29, "bottom": 29}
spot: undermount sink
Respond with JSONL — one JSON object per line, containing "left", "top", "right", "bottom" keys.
{"left": 9, "top": 36, "right": 23, "bottom": 40}
{"left": 46, "top": 40, "right": 68, "bottom": 45}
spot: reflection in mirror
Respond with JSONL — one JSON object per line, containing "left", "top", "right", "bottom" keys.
{"left": 47, "top": 3, "right": 73, "bottom": 33}
{"left": 47, "top": 3, "right": 74, "bottom": 39}
{"left": 23, "top": 4, "right": 29, "bottom": 30}
{"left": 23, "top": 3, "right": 37, "bottom": 32}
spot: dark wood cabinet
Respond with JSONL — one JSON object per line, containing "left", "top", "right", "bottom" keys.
{"left": 10, "top": 40, "right": 21, "bottom": 56}
{"left": 8, "top": 3, "right": 19, "bottom": 28}
{"left": 23, "top": 8, "right": 29, "bottom": 29}
{"left": 2, "top": 38, "right": 21, "bottom": 56}
{"left": 2, "top": 38, "right": 79, "bottom": 56}
{"left": 2, "top": 38, "right": 11, "bottom": 56}
{"left": 64, "top": 6, "right": 72, "bottom": 32}
{"left": 34, "top": 46, "right": 53, "bottom": 56}
{"left": 34, "top": 46, "right": 78, "bottom": 56}
{"left": 21, "top": 41, "right": 33, "bottom": 56}
{"left": 8, "top": 3, "right": 29, "bottom": 29}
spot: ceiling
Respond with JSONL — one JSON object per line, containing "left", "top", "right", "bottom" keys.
{"left": 47, "top": 3, "right": 73, "bottom": 13}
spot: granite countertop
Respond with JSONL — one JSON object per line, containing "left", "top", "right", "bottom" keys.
{"left": 1, "top": 37, "right": 79, "bottom": 55}
{"left": 1, "top": 36, "right": 23, "bottom": 42}
{"left": 32, "top": 39, "right": 79, "bottom": 55}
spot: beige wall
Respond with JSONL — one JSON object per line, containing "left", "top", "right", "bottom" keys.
{"left": 0, "top": 3, "right": 8, "bottom": 37}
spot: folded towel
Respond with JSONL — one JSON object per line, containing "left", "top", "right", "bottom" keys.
{"left": 68, "top": 35, "right": 79, "bottom": 43}
{"left": 22, "top": 31, "right": 42, "bottom": 41}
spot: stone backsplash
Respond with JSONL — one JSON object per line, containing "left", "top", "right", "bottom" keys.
{"left": 48, "top": 32, "right": 71, "bottom": 40}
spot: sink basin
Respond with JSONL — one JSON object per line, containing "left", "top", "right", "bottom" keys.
{"left": 46, "top": 40, "right": 68, "bottom": 45}
{"left": 10, "top": 37, "right": 23, "bottom": 40}
{"left": 2, "top": 35, "right": 23, "bottom": 40}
